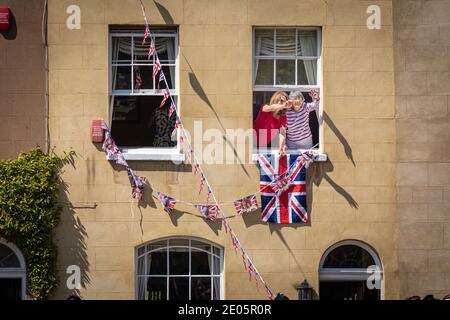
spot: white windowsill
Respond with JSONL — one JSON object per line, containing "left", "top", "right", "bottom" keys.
{"left": 251, "top": 152, "right": 328, "bottom": 162}
{"left": 118, "top": 148, "right": 186, "bottom": 162}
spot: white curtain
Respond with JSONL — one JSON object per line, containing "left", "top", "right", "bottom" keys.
{"left": 298, "top": 32, "right": 317, "bottom": 85}
{"left": 208, "top": 250, "right": 221, "bottom": 300}
{"left": 113, "top": 37, "right": 176, "bottom": 87}
{"left": 254, "top": 30, "right": 275, "bottom": 85}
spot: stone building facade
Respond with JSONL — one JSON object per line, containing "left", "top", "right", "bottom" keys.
{"left": 0, "top": 0, "right": 448, "bottom": 300}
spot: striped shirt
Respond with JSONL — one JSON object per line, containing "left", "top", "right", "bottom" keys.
{"left": 286, "top": 101, "right": 319, "bottom": 143}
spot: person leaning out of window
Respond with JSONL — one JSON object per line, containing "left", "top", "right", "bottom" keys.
{"left": 253, "top": 91, "right": 291, "bottom": 156}
{"left": 285, "top": 90, "right": 320, "bottom": 150}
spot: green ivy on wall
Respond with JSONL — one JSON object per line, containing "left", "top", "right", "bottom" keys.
{"left": 0, "top": 148, "right": 73, "bottom": 299}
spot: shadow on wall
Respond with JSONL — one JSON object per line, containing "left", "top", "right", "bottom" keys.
{"left": 52, "top": 153, "right": 90, "bottom": 299}
{"left": 0, "top": 10, "right": 17, "bottom": 40}
{"left": 154, "top": 0, "right": 174, "bottom": 24}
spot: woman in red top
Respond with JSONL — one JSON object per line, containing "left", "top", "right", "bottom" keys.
{"left": 253, "top": 91, "right": 291, "bottom": 155}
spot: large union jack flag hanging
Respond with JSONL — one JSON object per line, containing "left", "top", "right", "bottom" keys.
{"left": 259, "top": 153, "right": 313, "bottom": 224}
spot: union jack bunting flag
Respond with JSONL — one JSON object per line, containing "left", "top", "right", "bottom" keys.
{"left": 157, "top": 72, "right": 165, "bottom": 89}
{"left": 147, "top": 41, "right": 155, "bottom": 60}
{"left": 152, "top": 58, "right": 161, "bottom": 78}
{"left": 127, "top": 168, "right": 147, "bottom": 200}
{"left": 233, "top": 194, "right": 258, "bottom": 216}
{"left": 142, "top": 26, "right": 150, "bottom": 45}
{"left": 259, "top": 153, "right": 313, "bottom": 224}
{"left": 100, "top": 122, "right": 128, "bottom": 167}
{"left": 198, "top": 173, "right": 206, "bottom": 195}
{"left": 230, "top": 233, "right": 239, "bottom": 253}
{"left": 159, "top": 89, "right": 170, "bottom": 108}
{"left": 134, "top": 67, "right": 142, "bottom": 90}
{"left": 194, "top": 205, "right": 219, "bottom": 221}
{"left": 168, "top": 102, "right": 175, "bottom": 118}
{"left": 193, "top": 160, "right": 200, "bottom": 175}
{"left": 156, "top": 192, "right": 176, "bottom": 214}
{"left": 206, "top": 187, "right": 212, "bottom": 203}
{"left": 171, "top": 116, "right": 180, "bottom": 140}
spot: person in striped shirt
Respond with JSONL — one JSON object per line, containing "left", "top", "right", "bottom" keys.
{"left": 285, "top": 90, "right": 320, "bottom": 150}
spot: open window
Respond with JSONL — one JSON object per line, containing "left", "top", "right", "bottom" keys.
{"left": 109, "top": 28, "right": 182, "bottom": 160}
{"left": 252, "top": 28, "right": 322, "bottom": 155}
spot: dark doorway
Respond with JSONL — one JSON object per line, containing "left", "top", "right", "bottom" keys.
{"left": 0, "top": 278, "right": 22, "bottom": 300}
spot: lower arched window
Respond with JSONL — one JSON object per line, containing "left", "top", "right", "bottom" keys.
{"left": 136, "top": 238, "right": 223, "bottom": 300}
{"left": 0, "top": 239, "right": 26, "bottom": 300}
{"left": 319, "top": 240, "right": 383, "bottom": 300}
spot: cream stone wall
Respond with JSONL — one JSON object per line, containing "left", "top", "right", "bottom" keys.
{"left": 394, "top": 0, "right": 450, "bottom": 299}
{"left": 0, "top": 0, "right": 46, "bottom": 159}
{"left": 48, "top": 0, "right": 398, "bottom": 299}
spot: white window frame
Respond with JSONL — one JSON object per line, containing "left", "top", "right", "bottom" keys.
{"left": 0, "top": 239, "right": 27, "bottom": 300}
{"left": 319, "top": 240, "right": 384, "bottom": 300}
{"left": 135, "top": 237, "right": 224, "bottom": 300}
{"left": 109, "top": 30, "right": 184, "bottom": 161}
{"left": 252, "top": 27, "right": 326, "bottom": 161}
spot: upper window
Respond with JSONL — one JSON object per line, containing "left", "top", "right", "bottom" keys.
{"left": 109, "top": 29, "right": 178, "bottom": 150}
{"left": 253, "top": 28, "right": 322, "bottom": 154}
{"left": 136, "top": 238, "right": 223, "bottom": 300}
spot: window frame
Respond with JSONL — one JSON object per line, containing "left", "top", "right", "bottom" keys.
{"left": 108, "top": 30, "right": 184, "bottom": 161}
{"left": 135, "top": 237, "right": 224, "bottom": 300}
{"left": 0, "top": 239, "right": 27, "bottom": 300}
{"left": 319, "top": 240, "right": 384, "bottom": 300}
{"left": 252, "top": 27, "right": 326, "bottom": 159}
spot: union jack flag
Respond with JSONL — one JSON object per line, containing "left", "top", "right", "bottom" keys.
{"left": 157, "top": 72, "right": 165, "bottom": 89}
{"left": 156, "top": 192, "right": 176, "bottom": 214}
{"left": 152, "top": 58, "right": 161, "bottom": 78}
{"left": 159, "top": 89, "right": 170, "bottom": 108}
{"left": 147, "top": 41, "right": 155, "bottom": 60}
{"left": 195, "top": 205, "right": 219, "bottom": 221}
{"left": 100, "top": 121, "right": 128, "bottom": 167}
{"left": 259, "top": 153, "right": 313, "bottom": 224}
{"left": 171, "top": 116, "right": 180, "bottom": 140}
{"left": 193, "top": 160, "right": 200, "bottom": 175}
{"left": 230, "top": 232, "right": 239, "bottom": 253}
{"left": 127, "top": 168, "right": 147, "bottom": 201}
{"left": 233, "top": 194, "right": 258, "bottom": 216}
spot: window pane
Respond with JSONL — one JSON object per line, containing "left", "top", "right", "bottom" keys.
{"left": 191, "top": 277, "right": 212, "bottom": 300}
{"left": 191, "top": 249, "right": 211, "bottom": 275}
{"left": 323, "top": 245, "right": 376, "bottom": 269}
{"left": 276, "top": 29, "right": 296, "bottom": 56}
{"left": 169, "top": 247, "right": 189, "bottom": 275}
{"left": 160, "top": 66, "right": 175, "bottom": 89}
{"left": 254, "top": 59, "right": 273, "bottom": 85}
{"left": 212, "top": 255, "right": 221, "bottom": 275}
{"left": 298, "top": 30, "right": 317, "bottom": 56}
{"left": 111, "top": 96, "right": 177, "bottom": 148}
{"left": 133, "top": 37, "right": 152, "bottom": 63}
{"left": 276, "top": 59, "right": 295, "bottom": 85}
{"left": 254, "top": 30, "right": 274, "bottom": 56}
{"left": 148, "top": 249, "right": 167, "bottom": 275}
{"left": 0, "top": 244, "right": 20, "bottom": 268}
{"left": 169, "top": 277, "right": 189, "bottom": 300}
{"left": 112, "top": 37, "right": 132, "bottom": 63}
{"left": 146, "top": 277, "right": 167, "bottom": 300}
{"left": 133, "top": 66, "right": 154, "bottom": 90}
{"left": 113, "top": 66, "right": 131, "bottom": 90}
{"left": 212, "top": 276, "right": 221, "bottom": 300}
{"left": 169, "top": 239, "right": 189, "bottom": 246}
{"left": 297, "top": 59, "right": 317, "bottom": 85}
{"left": 155, "top": 37, "right": 176, "bottom": 64}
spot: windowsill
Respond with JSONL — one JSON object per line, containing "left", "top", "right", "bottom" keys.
{"left": 118, "top": 148, "right": 186, "bottom": 162}
{"left": 251, "top": 151, "right": 327, "bottom": 162}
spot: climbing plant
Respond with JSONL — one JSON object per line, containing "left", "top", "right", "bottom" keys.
{"left": 0, "top": 148, "right": 73, "bottom": 299}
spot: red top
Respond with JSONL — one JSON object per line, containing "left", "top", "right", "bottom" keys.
{"left": 253, "top": 105, "right": 287, "bottom": 147}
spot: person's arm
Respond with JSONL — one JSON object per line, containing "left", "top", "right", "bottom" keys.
{"left": 305, "top": 90, "right": 320, "bottom": 112}
{"left": 262, "top": 103, "right": 288, "bottom": 113}
{"left": 278, "top": 126, "right": 287, "bottom": 156}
